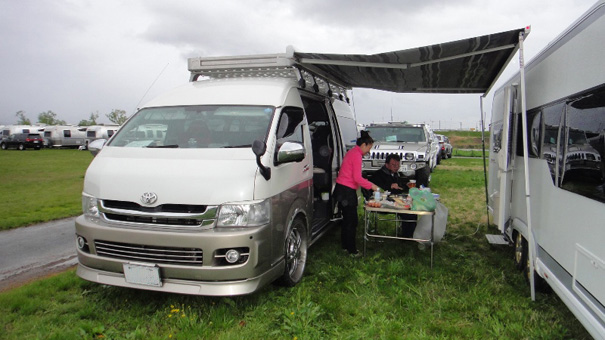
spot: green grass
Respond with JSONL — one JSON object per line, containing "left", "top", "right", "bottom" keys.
{"left": 0, "top": 158, "right": 591, "bottom": 339}
{"left": 0, "top": 149, "right": 93, "bottom": 230}
{"left": 451, "top": 149, "right": 489, "bottom": 158}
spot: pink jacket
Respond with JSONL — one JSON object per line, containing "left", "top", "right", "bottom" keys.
{"left": 336, "top": 145, "right": 374, "bottom": 190}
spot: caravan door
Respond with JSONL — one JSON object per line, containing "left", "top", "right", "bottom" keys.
{"left": 488, "top": 85, "right": 517, "bottom": 234}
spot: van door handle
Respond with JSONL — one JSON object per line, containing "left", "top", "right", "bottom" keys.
{"left": 303, "top": 164, "right": 310, "bottom": 172}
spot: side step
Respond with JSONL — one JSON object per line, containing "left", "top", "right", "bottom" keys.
{"left": 486, "top": 234, "right": 509, "bottom": 245}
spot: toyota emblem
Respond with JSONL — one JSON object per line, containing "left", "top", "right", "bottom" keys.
{"left": 140, "top": 192, "right": 158, "bottom": 205}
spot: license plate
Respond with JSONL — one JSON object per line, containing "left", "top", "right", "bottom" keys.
{"left": 400, "top": 165, "right": 408, "bottom": 171}
{"left": 123, "top": 263, "right": 162, "bottom": 287}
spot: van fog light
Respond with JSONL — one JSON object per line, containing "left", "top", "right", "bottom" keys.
{"left": 225, "top": 249, "right": 240, "bottom": 263}
{"left": 76, "top": 236, "right": 89, "bottom": 252}
{"left": 411, "top": 164, "right": 417, "bottom": 170}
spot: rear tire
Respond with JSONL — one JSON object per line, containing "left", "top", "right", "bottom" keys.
{"left": 276, "top": 217, "right": 308, "bottom": 287}
{"left": 519, "top": 232, "right": 550, "bottom": 292}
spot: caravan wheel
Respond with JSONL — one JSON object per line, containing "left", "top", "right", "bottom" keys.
{"left": 513, "top": 232, "right": 527, "bottom": 271}
{"left": 276, "top": 217, "right": 308, "bottom": 287}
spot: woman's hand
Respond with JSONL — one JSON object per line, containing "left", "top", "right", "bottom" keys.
{"left": 371, "top": 184, "right": 379, "bottom": 192}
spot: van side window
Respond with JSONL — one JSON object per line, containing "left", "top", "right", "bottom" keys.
{"left": 276, "top": 107, "right": 304, "bottom": 144}
{"left": 561, "top": 86, "right": 605, "bottom": 203}
{"left": 529, "top": 110, "right": 542, "bottom": 157}
{"left": 64, "top": 130, "right": 72, "bottom": 138}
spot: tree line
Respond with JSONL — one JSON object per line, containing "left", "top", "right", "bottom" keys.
{"left": 14, "top": 109, "right": 129, "bottom": 126}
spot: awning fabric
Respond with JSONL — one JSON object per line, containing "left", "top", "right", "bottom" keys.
{"left": 293, "top": 28, "right": 527, "bottom": 95}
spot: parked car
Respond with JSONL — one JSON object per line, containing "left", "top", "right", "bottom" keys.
{"left": 436, "top": 134, "right": 453, "bottom": 159}
{"left": 362, "top": 123, "right": 436, "bottom": 187}
{"left": 0, "top": 133, "right": 44, "bottom": 150}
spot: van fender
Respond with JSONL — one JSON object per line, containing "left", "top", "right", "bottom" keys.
{"left": 284, "top": 197, "right": 310, "bottom": 240}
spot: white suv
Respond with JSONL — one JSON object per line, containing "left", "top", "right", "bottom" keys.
{"left": 362, "top": 123, "right": 436, "bottom": 187}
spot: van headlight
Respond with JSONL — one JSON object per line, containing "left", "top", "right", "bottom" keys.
{"left": 217, "top": 199, "right": 270, "bottom": 227}
{"left": 82, "top": 193, "right": 100, "bottom": 217}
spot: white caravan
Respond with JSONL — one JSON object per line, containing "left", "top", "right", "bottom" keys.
{"left": 43, "top": 125, "right": 87, "bottom": 148}
{"left": 85, "top": 125, "right": 119, "bottom": 142}
{"left": 488, "top": 2, "right": 605, "bottom": 338}
{"left": 1, "top": 125, "right": 45, "bottom": 138}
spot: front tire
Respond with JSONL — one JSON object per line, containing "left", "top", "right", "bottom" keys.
{"left": 18, "top": 143, "right": 25, "bottom": 151}
{"left": 0, "top": 143, "right": 6, "bottom": 150}
{"left": 276, "top": 217, "right": 308, "bottom": 287}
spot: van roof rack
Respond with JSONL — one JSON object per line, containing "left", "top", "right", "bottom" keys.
{"left": 187, "top": 49, "right": 350, "bottom": 101}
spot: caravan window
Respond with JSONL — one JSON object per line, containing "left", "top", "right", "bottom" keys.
{"left": 532, "top": 85, "right": 605, "bottom": 203}
{"left": 64, "top": 130, "right": 71, "bottom": 138}
{"left": 560, "top": 86, "right": 605, "bottom": 202}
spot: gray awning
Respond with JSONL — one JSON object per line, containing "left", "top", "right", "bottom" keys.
{"left": 293, "top": 28, "right": 528, "bottom": 95}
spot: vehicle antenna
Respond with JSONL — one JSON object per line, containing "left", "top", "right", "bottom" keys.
{"left": 133, "top": 63, "right": 170, "bottom": 113}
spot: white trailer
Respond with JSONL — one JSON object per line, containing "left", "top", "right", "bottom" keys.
{"left": 1, "top": 125, "right": 45, "bottom": 138}
{"left": 487, "top": 2, "right": 605, "bottom": 338}
{"left": 42, "top": 125, "right": 87, "bottom": 148}
{"left": 84, "top": 125, "right": 119, "bottom": 148}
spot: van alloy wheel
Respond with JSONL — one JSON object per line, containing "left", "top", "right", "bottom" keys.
{"left": 276, "top": 218, "right": 308, "bottom": 287}
{"left": 0, "top": 143, "right": 6, "bottom": 150}
{"left": 18, "top": 143, "right": 25, "bottom": 150}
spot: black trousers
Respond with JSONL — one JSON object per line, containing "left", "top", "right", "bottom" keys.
{"left": 399, "top": 215, "right": 418, "bottom": 238}
{"left": 334, "top": 183, "right": 359, "bottom": 253}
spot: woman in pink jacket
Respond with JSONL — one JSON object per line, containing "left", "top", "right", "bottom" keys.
{"left": 334, "top": 131, "right": 378, "bottom": 256}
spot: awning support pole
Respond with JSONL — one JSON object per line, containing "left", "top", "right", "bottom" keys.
{"left": 480, "top": 96, "right": 490, "bottom": 228}
{"left": 518, "top": 29, "right": 535, "bottom": 301}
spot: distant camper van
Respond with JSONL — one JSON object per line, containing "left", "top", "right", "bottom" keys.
{"left": 488, "top": 2, "right": 605, "bottom": 338}
{"left": 43, "top": 126, "right": 87, "bottom": 148}
{"left": 75, "top": 54, "right": 358, "bottom": 296}
{"left": 84, "top": 125, "right": 119, "bottom": 148}
{"left": 1, "top": 125, "right": 45, "bottom": 139}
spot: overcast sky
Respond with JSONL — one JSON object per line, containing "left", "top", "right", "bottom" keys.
{"left": 0, "top": 0, "right": 595, "bottom": 129}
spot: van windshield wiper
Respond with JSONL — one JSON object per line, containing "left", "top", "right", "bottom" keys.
{"left": 223, "top": 144, "right": 252, "bottom": 148}
{"left": 146, "top": 144, "right": 179, "bottom": 148}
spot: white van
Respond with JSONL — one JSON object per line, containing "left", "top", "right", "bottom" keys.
{"left": 75, "top": 55, "right": 357, "bottom": 296}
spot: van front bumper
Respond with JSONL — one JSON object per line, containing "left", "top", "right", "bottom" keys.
{"left": 76, "top": 262, "right": 284, "bottom": 296}
{"left": 75, "top": 215, "right": 284, "bottom": 296}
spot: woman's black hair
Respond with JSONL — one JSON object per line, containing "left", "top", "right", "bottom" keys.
{"left": 357, "top": 130, "right": 374, "bottom": 146}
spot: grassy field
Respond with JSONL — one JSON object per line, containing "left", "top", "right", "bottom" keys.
{"left": 440, "top": 130, "right": 488, "bottom": 150}
{"left": 0, "top": 157, "right": 591, "bottom": 339}
{"left": 0, "top": 149, "right": 93, "bottom": 230}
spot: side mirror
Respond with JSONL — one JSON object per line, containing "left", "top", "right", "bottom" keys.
{"left": 88, "top": 139, "right": 107, "bottom": 157}
{"left": 252, "top": 139, "right": 271, "bottom": 180}
{"left": 276, "top": 142, "right": 305, "bottom": 164}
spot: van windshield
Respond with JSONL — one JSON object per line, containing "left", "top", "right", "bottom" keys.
{"left": 108, "top": 105, "right": 274, "bottom": 148}
{"left": 365, "top": 126, "right": 426, "bottom": 143}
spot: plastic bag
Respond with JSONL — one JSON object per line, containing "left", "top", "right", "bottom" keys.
{"left": 413, "top": 202, "right": 448, "bottom": 243}
{"left": 409, "top": 187, "right": 437, "bottom": 212}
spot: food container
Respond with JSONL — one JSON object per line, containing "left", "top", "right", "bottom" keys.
{"left": 407, "top": 180, "right": 416, "bottom": 189}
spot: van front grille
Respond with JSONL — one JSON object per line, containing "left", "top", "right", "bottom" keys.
{"left": 94, "top": 240, "right": 203, "bottom": 266}
{"left": 99, "top": 200, "right": 217, "bottom": 229}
